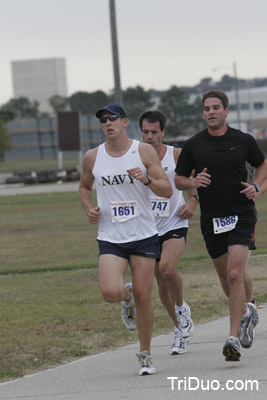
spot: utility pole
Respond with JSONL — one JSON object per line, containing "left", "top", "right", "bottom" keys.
{"left": 233, "top": 62, "right": 241, "bottom": 129}
{"left": 109, "top": 0, "right": 123, "bottom": 105}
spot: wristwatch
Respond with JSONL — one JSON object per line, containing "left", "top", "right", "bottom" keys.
{"left": 192, "top": 194, "right": 199, "bottom": 202}
{"left": 252, "top": 183, "right": 261, "bottom": 192}
{"left": 144, "top": 174, "right": 152, "bottom": 186}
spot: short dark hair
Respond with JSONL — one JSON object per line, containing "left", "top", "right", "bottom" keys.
{"left": 202, "top": 90, "right": 229, "bottom": 110}
{"left": 138, "top": 110, "right": 166, "bottom": 131}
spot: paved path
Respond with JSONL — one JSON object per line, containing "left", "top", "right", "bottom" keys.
{"left": 0, "top": 305, "right": 266, "bottom": 400}
{"left": 0, "top": 181, "right": 79, "bottom": 196}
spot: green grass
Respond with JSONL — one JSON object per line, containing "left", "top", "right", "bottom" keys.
{"left": 0, "top": 192, "right": 98, "bottom": 272}
{"left": 0, "top": 158, "right": 79, "bottom": 174}
{"left": 0, "top": 190, "right": 267, "bottom": 381}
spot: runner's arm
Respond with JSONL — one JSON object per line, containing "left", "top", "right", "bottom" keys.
{"left": 79, "top": 148, "right": 101, "bottom": 224}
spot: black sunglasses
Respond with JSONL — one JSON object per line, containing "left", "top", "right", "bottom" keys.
{"left": 99, "top": 114, "right": 124, "bottom": 123}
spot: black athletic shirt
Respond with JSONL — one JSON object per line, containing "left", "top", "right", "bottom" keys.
{"left": 175, "top": 127, "right": 265, "bottom": 218}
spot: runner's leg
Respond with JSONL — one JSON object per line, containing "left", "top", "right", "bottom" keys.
{"left": 129, "top": 255, "right": 155, "bottom": 353}
{"left": 98, "top": 254, "right": 131, "bottom": 303}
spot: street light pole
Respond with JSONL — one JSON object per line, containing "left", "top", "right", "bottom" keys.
{"left": 213, "top": 64, "right": 242, "bottom": 129}
{"left": 233, "top": 62, "right": 241, "bottom": 129}
{"left": 109, "top": 0, "right": 123, "bottom": 105}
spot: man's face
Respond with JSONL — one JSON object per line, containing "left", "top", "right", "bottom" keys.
{"left": 141, "top": 119, "right": 164, "bottom": 150}
{"left": 202, "top": 97, "right": 229, "bottom": 130}
{"left": 100, "top": 112, "right": 126, "bottom": 137}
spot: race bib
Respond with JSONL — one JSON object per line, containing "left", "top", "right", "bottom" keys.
{"left": 110, "top": 201, "right": 139, "bottom": 223}
{"left": 150, "top": 197, "right": 170, "bottom": 217}
{"left": 213, "top": 216, "right": 238, "bottom": 234}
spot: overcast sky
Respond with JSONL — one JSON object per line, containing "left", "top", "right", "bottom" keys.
{"left": 1, "top": 0, "right": 267, "bottom": 106}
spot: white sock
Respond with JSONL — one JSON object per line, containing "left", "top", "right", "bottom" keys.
{"left": 229, "top": 335, "right": 238, "bottom": 341}
{"left": 175, "top": 301, "right": 186, "bottom": 311}
{"left": 242, "top": 305, "right": 249, "bottom": 319}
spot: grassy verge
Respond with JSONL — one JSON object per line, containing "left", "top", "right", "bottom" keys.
{"left": 0, "top": 158, "right": 79, "bottom": 174}
{"left": 0, "top": 191, "right": 266, "bottom": 381}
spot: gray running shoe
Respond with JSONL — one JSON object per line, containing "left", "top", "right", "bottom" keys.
{"left": 136, "top": 350, "right": 156, "bottom": 375}
{"left": 121, "top": 283, "right": 136, "bottom": 330}
{"left": 175, "top": 302, "right": 194, "bottom": 342}
{"left": 223, "top": 336, "right": 241, "bottom": 361}
{"left": 239, "top": 302, "right": 257, "bottom": 348}
{"left": 252, "top": 303, "right": 259, "bottom": 328}
{"left": 171, "top": 327, "right": 187, "bottom": 355}
{"left": 252, "top": 312, "right": 259, "bottom": 328}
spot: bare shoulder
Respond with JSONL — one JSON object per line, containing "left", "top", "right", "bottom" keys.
{"left": 139, "top": 142, "right": 158, "bottom": 157}
{"left": 173, "top": 147, "right": 182, "bottom": 164}
{"left": 139, "top": 142, "right": 160, "bottom": 167}
{"left": 83, "top": 146, "right": 99, "bottom": 171}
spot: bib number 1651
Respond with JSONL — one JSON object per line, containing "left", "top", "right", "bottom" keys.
{"left": 111, "top": 201, "right": 139, "bottom": 222}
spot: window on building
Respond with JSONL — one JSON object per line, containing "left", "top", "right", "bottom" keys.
{"left": 229, "top": 104, "right": 237, "bottom": 111}
{"left": 253, "top": 102, "right": 264, "bottom": 110}
{"left": 241, "top": 103, "right": 250, "bottom": 110}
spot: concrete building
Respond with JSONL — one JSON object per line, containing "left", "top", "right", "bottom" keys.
{"left": 190, "top": 86, "right": 267, "bottom": 139}
{"left": 11, "top": 58, "right": 68, "bottom": 114}
{"left": 225, "top": 86, "right": 267, "bottom": 139}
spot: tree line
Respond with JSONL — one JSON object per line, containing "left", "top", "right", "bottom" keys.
{"left": 2, "top": 73, "right": 267, "bottom": 158}
{"left": 0, "top": 85, "right": 206, "bottom": 158}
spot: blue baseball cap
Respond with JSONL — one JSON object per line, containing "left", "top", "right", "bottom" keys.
{"left": 95, "top": 104, "right": 127, "bottom": 118}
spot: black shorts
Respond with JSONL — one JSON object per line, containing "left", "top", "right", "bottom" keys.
{"left": 97, "top": 234, "right": 160, "bottom": 260}
{"left": 201, "top": 209, "right": 257, "bottom": 259}
{"left": 158, "top": 227, "right": 188, "bottom": 252}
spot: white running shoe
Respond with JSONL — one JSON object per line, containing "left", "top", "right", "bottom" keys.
{"left": 175, "top": 302, "right": 194, "bottom": 342}
{"left": 171, "top": 327, "right": 187, "bottom": 355}
{"left": 239, "top": 302, "right": 257, "bottom": 348}
{"left": 121, "top": 283, "right": 136, "bottom": 330}
{"left": 136, "top": 351, "right": 156, "bottom": 375}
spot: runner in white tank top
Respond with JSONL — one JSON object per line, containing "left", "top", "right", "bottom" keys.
{"left": 149, "top": 145, "right": 188, "bottom": 237}
{"left": 93, "top": 140, "right": 157, "bottom": 243}
{"left": 79, "top": 104, "right": 172, "bottom": 376}
{"left": 139, "top": 110, "right": 198, "bottom": 355}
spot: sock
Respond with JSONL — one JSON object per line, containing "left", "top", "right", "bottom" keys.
{"left": 229, "top": 335, "right": 238, "bottom": 341}
{"left": 242, "top": 305, "right": 249, "bottom": 319}
{"left": 175, "top": 301, "right": 186, "bottom": 311}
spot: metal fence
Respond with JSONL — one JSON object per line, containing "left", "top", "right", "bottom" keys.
{"left": 4, "top": 114, "right": 140, "bottom": 160}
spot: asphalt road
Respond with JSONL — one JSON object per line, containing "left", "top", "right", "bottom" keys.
{"left": 0, "top": 305, "right": 266, "bottom": 400}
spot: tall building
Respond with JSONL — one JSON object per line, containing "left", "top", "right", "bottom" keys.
{"left": 11, "top": 58, "right": 68, "bottom": 113}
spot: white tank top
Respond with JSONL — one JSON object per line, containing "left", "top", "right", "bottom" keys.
{"left": 149, "top": 145, "right": 188, "bottom": 236}
{"left": 92, "top": 140, "right": 158, "bottom": 243}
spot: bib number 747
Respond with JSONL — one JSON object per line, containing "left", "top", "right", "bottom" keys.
{"left": 150, "top": 197, "right": 170, "bottom": 217}
{"left": 213, "top": 216, "right": 238, "bottom": 234}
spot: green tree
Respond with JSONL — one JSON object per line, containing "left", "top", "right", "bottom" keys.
{"left": 68, "top": 91, "right": 109, "bottom": 115}
{"left": 49, "top": 95, "right": 69, "bottom": 113}
{"left": 0, "top": 97, "right": 39, "bottom": 118}
{"left": 0, "top": 110, "right": 15, "bottom": 123}
{"left": 0, "top": 123, "right": 12, "bottom": 159}
{"left": 159, "top": 86, "right": 204, "bottom": 136}
{"left": 122, "top": 86, "right": 154, "bottom": 120}
{"left": 0, "top": 111, "right": 13, "bottom": 160}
